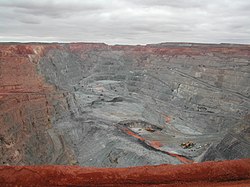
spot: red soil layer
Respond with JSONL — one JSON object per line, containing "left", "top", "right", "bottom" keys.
{"left": 0, "top": 44, "right": 52, "bottom": 94}
{"left": 111, "top": 44, "right": 250, "bottom": 56}
{"left": 0, "top": 159, "right": 249, "bottom": 186}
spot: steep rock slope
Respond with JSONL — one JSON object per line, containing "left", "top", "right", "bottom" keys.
{"left": 0, "top": 43, "right": 249, "bottom": 166}
{"left": 0, "top": 44, "right": 74, "bottom": 165}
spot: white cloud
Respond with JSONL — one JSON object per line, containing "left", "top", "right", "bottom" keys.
{"left": 0, "top": 0, "right": 249, "bottom": 44}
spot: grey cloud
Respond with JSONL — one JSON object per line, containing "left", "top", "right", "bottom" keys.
{"left": 130, "top": 0, "right": 207, "bottom": 9}
{"left": 18, "top": 19, "right": 41, "bottom": 24}
{"left": 0, "top": 0, "right": 249, "bottom": 44}
{"left": 0, "top": 0, "right": 106, "bottom": 18}
{"left": 0, "top": 0, "right": 105, "bottom": 11}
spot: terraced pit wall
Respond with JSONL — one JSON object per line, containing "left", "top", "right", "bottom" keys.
{"left": 0, "top": 43, "right": 249, "bottom": 166}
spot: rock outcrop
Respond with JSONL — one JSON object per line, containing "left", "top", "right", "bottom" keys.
{"left": 0, "top": 42, "right": 249, "bottom": 167}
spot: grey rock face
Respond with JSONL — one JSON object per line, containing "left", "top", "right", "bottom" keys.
{"left": 38, "top": 44, "right": 250, "bottom": 167}
{"left": 201, "top": 123, "right": 250, "bottom": 161}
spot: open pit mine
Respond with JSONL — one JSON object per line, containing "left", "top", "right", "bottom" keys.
{"left": 0, "top": 42, "right": 249, "bottom": 186}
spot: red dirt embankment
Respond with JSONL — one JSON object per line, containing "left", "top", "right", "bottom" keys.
{"left": 0, "top": 159, "right": 249, "bottom": 186}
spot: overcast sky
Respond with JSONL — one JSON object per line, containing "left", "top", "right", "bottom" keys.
{"left": 0, "top": 0, "right": 249, "bottom": 44}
